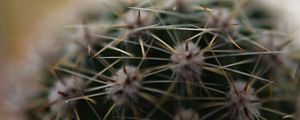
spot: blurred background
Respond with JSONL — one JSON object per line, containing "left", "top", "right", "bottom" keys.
{"left": 0, "top": 0, "right": 102, "bottom": 119}
{"left": 0, "top": 0, "right": 299, "bottom": 119}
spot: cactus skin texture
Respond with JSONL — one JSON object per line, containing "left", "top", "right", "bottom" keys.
{"left": 26, "top": 0, "right": 298, "bottom": 120}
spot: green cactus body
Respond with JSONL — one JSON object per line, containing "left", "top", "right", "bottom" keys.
{"left": 26, "top": 0, "right": 297, "bottom": 120}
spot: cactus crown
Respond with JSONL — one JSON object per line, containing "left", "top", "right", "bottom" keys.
{"left": 25, "top": 0, "right": 297, "bottom": 120}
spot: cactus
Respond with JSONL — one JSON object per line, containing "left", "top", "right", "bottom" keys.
{"left": 25, "top": 0, "right": 298, "bottom": 120}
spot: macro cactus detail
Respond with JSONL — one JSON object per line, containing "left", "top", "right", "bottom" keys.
{"left": 107, "top": 66, "right": 143, "bottom": 106}
{"left": 24, "top": 0, "right": 299, "bottom": 120}
{"left": 171, "top": 42, "right": 204, "bottom": 81}
{"left": 227, "top": 81, "right": 261, "bottom": 120}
